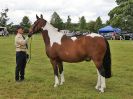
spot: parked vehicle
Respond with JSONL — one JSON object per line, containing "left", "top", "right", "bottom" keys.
{"left": 121, "top": 33, "right": 133, "bottom": 40}
{"left": 0, "top": 27, "right": 9, "bottom": 36}
{"left": 102, "top": 33, "right": 112, "bottom": 40}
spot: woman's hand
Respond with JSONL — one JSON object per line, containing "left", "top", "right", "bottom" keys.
{"left": 28, "top": 28, "right": 33, "bottom": 38}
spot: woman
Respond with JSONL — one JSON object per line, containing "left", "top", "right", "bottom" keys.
{"left": 15, "top": 26, "right": 31, "bottom": 81}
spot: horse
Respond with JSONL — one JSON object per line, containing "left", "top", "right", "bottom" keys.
{"left": 29, "top": 15, "right": 111, "bottom": 93}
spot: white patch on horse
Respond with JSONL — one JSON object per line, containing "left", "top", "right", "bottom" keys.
{"left": 42, "top": 22, "right": 64, "bottom": 47}
{"left": 71, "top": 37, "right": 77, "bottom": 41}
{"left": 87, "top": 33, "right": 103, "bottom": 38}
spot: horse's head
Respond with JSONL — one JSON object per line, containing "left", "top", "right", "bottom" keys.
{"left": 29, "top": 14, "right": 47, "bottom": 35}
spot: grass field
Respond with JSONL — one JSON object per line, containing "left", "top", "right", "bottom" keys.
{"left": 0, "top": 35, "right": 133, "bottom": 99}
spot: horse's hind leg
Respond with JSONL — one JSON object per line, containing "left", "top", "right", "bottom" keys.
{"left": 93, "top": 60, "right": 106, "bottom": 92}
{"left": 96, "top": 69, "right": 106, "bottom": 92}
{"left": 50, "top": 59, "right": 59, "bottom": 87}
{"left": 58, "top": 61, "right": 65, "bottom": 85}
{"left": 95, "top": 69, "right": 101, "bottom": 90}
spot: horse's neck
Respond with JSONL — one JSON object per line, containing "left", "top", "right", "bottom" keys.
{"left": 42, "top": 22, "right": 64, "bottom": 47}
{"left": 41, "top": 30, "right": 50, "bottom": 48}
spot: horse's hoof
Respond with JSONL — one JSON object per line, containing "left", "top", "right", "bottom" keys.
{"left": 60, "top": 82, "right": 64, "bottom": 85}
{"left": 95, "top": 85, "right": 100, "bottom": 90}
{"left": 60, "top": 80, "right": 65, "bottom": 85}
{"left": 54, "top": 84, "right": 59, "bottom": 87}
{"left": 99, "top": 88, "right": 104, "bottom": 93}
{"left": 60, "top": 83, "right": 63, "bottom": 85}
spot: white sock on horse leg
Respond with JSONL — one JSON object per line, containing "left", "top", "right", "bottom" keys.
{"left": 60, "top": 71, "right": 65, "bottom": 85}
{"left": 95, "top": 69, "right": 101, "bottom": 90}
{"left": 101, "top": 76, "right": 106, "bottom": 88}
{"left": 99, "top": 75, "right": 106, "bottom": 93}
{"left": 54, "top": 75, "right": 59, "bottom": 87}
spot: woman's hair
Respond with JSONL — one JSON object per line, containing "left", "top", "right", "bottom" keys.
{"left": 16, "top": 25, "right": 23, "bottom": 34}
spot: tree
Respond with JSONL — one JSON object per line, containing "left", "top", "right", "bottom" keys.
{"left": 87, "top": 21, "right": 96, "bottom": 32}
{"left": 0, "top": 8, "right": 14, "bottom": 34}
{"left": 50, "top": 12, "right": 63, "bottom": 30}
{"left": 71, "top": 23, "right": 79, "bottom": 31}
{"left": 79, "top": 16, "right": 87, "bottom": 32}
{"left": 65, "top": 16, "right": 72, "bottom": 31}
{"left": 0, "top": 8, "right": 9, "bottom": 27}
{"left": 20, "top": 16, "right": 31, "bottom": 33}
{"left": 94, "top": 16, "right": 102, "bottom": 32}
{"left": 108, "top": 0, "right": 133, "bottom": 32}
{"left": 116, "top": 0, "right": 128, "bottom": 5}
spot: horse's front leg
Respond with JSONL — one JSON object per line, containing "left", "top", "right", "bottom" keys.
{"left": 50, "top": 59, "right": 59, "bottom": 87}
{"left": 58, "top": 61, "right": 65, "bottom": 85}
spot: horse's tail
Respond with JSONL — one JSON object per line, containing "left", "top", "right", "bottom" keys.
{"left": 102, "top": 39, "right": 112, "bottom": 78}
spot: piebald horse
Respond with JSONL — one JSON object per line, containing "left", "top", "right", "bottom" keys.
{"left": 29, "top": 15, "right": 111, "bottom": 92}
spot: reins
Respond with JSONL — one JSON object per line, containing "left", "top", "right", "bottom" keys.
{"left": 27, "top": 37, "right": 32, "bottom": 63}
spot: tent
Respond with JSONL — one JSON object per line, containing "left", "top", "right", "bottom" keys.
{"left": 99, "top": 26, "right": 121, "bottom": 33}
{"left": 99, "top": 26, "right": 114, "bottom": 33}
{"left": 114, "top": 28, "right": 121, "bottom": 33}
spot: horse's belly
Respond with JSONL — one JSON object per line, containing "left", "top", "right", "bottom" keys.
{"left": 61, "top": 57, "right": 85, "bottom": 63}
{"left": 58, "top": 52, "right": 86, "bottom": 62}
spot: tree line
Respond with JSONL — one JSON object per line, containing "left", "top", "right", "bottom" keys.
{"left": 0, "top": 0, "right": 133, "bottom": 34}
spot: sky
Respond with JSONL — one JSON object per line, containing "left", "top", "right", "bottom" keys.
{"left": 0, "top": 0, "right": 117, "bottom": 24}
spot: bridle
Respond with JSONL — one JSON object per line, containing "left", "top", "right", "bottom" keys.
{"left": 27, "top": 36, "right": 32, "bottom": 63}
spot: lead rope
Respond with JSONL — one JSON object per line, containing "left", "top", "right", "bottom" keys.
{"left": 27, "top": 37, "right": 32, "bottom": 63}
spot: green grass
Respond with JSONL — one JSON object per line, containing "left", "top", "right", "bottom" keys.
{"left": 0, "top": 35, "right": 133, "bottom": 99}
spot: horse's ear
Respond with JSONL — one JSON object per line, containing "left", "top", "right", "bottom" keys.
{"left": 36, "top": 14, "right": 39, "bottom": 19}
{"left": 40, "top": 14, "right": 43, "bottom": 19}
